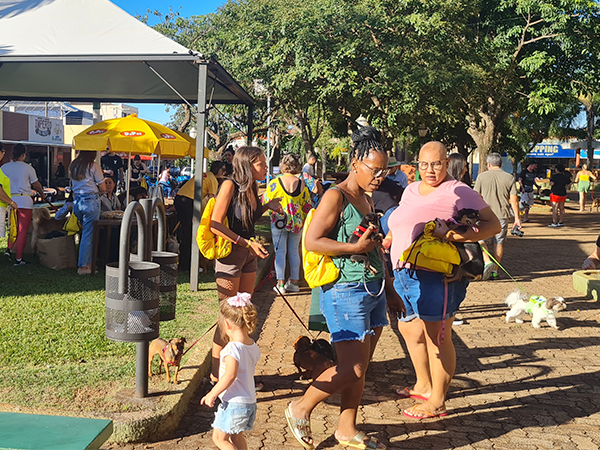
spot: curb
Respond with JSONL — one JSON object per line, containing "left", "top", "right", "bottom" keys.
{"left": 106, "top": 246, "right": 275, "bottom": 443}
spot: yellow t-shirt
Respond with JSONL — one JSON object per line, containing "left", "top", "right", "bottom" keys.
{"left": 0, "top": 167, "right": 12, "bottom": 207}
{"left": 177, "top": 173, "right": 219, "bottom": 202}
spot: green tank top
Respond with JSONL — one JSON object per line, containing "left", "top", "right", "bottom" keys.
{"left": 331, "top": 189, "right": 383, "bottom": 284}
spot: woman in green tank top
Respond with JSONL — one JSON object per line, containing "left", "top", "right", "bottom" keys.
{"left": 285, "top": 127, "right": 405, "bottom": 450}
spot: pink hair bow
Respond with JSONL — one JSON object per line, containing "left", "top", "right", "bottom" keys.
{"left": 227, "top": 292, "right": 253, "bottom": 307}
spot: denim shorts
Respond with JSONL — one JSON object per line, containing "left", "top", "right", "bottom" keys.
{"left": 393, "top": 268, "right": 468, "bottom": 322}
{"left": 320, "top": 279, "right": 389, "bottom": 343}
{"left": 212, "top": 401, "right": 257, "bottom": 434}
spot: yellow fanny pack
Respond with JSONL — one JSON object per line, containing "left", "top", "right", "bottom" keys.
{"left": 302, "top": 208, "right": 340, "bottom": 288}
{"left": 196, "top": 197, "right": 232, "bottom": 260}
{"left": 400, "top": 221, "right": 461, "bottom": 274}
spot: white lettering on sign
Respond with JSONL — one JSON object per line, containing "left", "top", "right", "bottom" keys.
{"left": 120, "top": 131, "right": 145, "bottom": 137}
{"left": 532, "top": 144, "right": 561, "bottom": 154}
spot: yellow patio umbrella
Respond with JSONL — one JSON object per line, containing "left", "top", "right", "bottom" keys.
{"left": 73, "top": 113, "right": 192, "bottom": 156}
{"left": 73, "top": 114, "right": 193, "bottom": 201}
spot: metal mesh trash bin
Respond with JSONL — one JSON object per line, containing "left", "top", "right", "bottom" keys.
{"left": 105, "top": 260, "right": 160, "bottom": 341}
{"left": 152, "top": 251, "right": 178, "bottom": 321}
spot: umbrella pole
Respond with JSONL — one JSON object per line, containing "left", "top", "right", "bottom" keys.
{"left": 127, "top": 153, "right": 131, "bottom": 205}
{"left": 156, "top": 155, "right": 161, "bottom": 199}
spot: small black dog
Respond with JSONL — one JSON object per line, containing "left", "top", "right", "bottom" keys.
{"left": 347, "top": 212, "right": 384, "bottom": 275}
{"left": 293, "top": 336, "right": 336, "bottom": 380}
{"left": 441, "top": 208, "right": 484, "bottom": 281}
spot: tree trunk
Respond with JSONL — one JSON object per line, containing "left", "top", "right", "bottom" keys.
{"left": 585, "top": 102, "right": 597, "bottom": 167}
{"left": 467, "top": 111, "right": 498, "bottom": 175}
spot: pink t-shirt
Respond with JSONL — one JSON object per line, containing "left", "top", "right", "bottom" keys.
{"left": 388, "top": 179, "right": 489, "bottom": 268}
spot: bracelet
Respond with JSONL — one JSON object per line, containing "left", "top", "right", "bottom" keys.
{"left": 245, "top": 237, "right": 255, "bottom": 248}
{"left": 234, "top": 235, "right": 241, "bottom": 245}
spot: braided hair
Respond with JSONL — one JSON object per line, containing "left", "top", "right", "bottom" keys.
{"left": 349, "top": 126, "right": 385, "bottom": 161}
{"left": 219, "top": 294, "right": 258, "bottom": 342}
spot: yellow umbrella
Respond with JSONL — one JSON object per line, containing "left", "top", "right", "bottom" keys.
{"left": 72, "top": 113, "right": 192, "bottom": 157}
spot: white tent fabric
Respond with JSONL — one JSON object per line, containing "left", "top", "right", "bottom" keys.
{"left": 0, "top": 0, "right": 189, "bottom": 56}
{"left": 0, "top": 0, "right": 254, "bottom": 105}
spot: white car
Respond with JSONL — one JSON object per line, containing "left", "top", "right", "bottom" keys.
{"left": 180, "top": 166, "right": 193, "bottom": 178}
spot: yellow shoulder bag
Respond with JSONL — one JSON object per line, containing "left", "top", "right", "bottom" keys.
{"left": 196, "top": 197, "right": 232, "bottom": 260}
{"left": 8, "top": 207, "right": 18, "bottom": 244}
{"left": 302, "top": 208, "right": 340, "bottom": 288}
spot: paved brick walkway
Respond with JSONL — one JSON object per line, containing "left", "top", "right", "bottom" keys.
{"left": 106, "top": 204, "right": 600, "bottom": 449}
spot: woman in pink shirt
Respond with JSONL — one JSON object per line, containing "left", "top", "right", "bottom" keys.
{"left": 387, "top": 142, "right": 500, "bottom": 419}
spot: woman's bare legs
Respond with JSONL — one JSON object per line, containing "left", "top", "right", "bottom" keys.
{"left": 580, "top": 191, "right": 586, "bottom": 212}
{"left": 399, "top": 317, "right": 455, "bottom": 415}
{"left": 289, "top": 327, "right": 383, "bottom": 448}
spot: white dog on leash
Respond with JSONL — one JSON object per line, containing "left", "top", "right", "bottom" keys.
{"left": 504, "top": 291, "right": 566, "bottom": 329}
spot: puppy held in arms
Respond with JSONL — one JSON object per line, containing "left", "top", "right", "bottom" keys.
{"left": 148, "top": 337, "right": 187, "bottom": 384}
{"left": 293, "top": 336, "right": 336, "bottom": 380}
{"left": 505, "top": 291, "right": 566, "bottom": 329}
{"left": 347, "top": 212, "right": 384, "bottom": 275}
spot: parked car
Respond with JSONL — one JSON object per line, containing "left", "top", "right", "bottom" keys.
{"left": 180, "top": 166, "right": 193, "bottom": 178}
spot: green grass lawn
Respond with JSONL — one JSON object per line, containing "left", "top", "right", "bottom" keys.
{"left": 0, "top": 237, "right": 218, "bottom": 414}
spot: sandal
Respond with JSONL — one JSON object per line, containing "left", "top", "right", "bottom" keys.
{"left": 403, "top": 404, "right": 448, "bottom": 420}
{"left": 336, "top": 431, "right": 385, "bottom": 450}
{"left": 395, "top": 387, "right": 429, "bottom": 401}
{"left": 285, "top": 403, "right": 314, "bottom": 450}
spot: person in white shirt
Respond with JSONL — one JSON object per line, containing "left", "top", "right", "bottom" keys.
{"left": 2, "top": 144, "right": 46, "bottom": 265}
{"left": 201, "top": 293, "right": 260, "bottom": 450}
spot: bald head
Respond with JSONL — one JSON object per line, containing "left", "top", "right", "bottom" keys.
{"left": 419, "top": 141, "right": 447, "bottom": 161}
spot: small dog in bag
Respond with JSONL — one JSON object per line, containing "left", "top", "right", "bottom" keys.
{"left": 504, "top": 291, "right": 566, "bottom": 329}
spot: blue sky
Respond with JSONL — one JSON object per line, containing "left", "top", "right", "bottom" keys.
{"left": 112, "top": 0, "right": 225, "bottom": 125}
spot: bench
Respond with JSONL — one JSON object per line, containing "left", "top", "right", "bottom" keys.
{"left": 0, "top": 412, "right": 113, "bottom": 450}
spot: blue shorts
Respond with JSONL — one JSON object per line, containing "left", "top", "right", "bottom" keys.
{"left": 393, "top": 269, "right": 468, "bottom": 322}
{"left": 320, "top": 279, "right": 389, "bottom": 343}
{"left": 212, "top": 401, "right": 257, "bottom": 434}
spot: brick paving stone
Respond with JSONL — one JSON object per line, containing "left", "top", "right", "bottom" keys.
{"left": 105, "top": 208, "right": 600, "bottom": 450}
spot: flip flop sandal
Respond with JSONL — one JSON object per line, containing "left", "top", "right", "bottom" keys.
{"left": 336, "top": 431, "right": 386, "bottom": 450}
{"left": 403, "top": 404, "right": 448, "bottom": 420}
{"left": 395, "top": 387, "right": 429, "bottom": 401}
{"left": 285, "top": 403, "right": 314, "bottom": 450}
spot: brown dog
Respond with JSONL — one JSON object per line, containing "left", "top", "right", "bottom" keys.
{"left": 148, "top": 337, "right": 187, "bottom": 384}
{"left": 31, "top": 208, "right": 67, "bottom": 253}
{"left": 590, "top": 197, "right": 600, "bottom": 213}
{"left": 293, "top": 336, "right": 335, "bottom": 380}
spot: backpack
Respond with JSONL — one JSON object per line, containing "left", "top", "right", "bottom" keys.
{"left": 302, "top": 208, "right": 340, "bottom": 288}
{"left": 196, "top": 197, "right": 232, "bottom": 260}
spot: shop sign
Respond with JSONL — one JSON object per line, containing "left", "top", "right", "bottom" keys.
{"left": 28, "top": 115, "right": 64, "bottom": 144}
{"left": 580, "top": 149, "right": 600, "bottom": 159}
{"left": 526, "top": 144, "right": 575, "bottom": 158}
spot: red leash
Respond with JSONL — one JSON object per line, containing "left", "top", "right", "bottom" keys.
{"left": 180, "top": 321, "right": 218, "bottom": 358}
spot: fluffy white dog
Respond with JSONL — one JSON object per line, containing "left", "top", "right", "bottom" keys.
{"left": 504, "top": 291, "right": 566, "bottom": 329}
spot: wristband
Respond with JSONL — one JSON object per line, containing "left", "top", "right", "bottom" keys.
{"left": 245, "top": 237, "right": 255, "bottom": 248}
{"left": 235, "top": 235, "right": 241, "bottom": 245}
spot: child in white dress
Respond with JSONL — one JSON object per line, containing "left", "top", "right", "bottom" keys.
{"left": 201, "top": 292, "right": 261, "bottom": 450}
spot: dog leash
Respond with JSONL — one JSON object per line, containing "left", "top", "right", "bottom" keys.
{"left": 480, "top": 246, "right": 528, "bottom": 294}
{"left": 181, "top": 321, "right": 218, "bottom": 358}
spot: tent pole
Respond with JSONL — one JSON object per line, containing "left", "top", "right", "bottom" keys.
{"left": 247, "top": 104, "right": 254, "bottom": 146}
{"left": 156, "top": 154, "right": 161, "bottom": 198}
{"left": 47, "top": 145, "right": 50, "bottom": 189}
{"left": 190, "top": 63, "right": 208, "bottom": 291}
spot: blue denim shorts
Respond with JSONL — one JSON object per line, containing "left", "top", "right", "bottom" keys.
{"left": 320, "top": 279, "right": 389, "bottom": 343}
{"left": 393, "top": 268, "right": 468, "bottom": 322}
{"left": 212, "top": 401, "right": 257, "bottom": 434}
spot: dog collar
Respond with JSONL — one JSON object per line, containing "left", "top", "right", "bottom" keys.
{"left": 352, "top": 225, "right": 368, "bottom": 238}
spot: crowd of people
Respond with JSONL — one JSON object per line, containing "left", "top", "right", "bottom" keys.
{"left": 196, "top": 130, "right": 600, "bottom": 450}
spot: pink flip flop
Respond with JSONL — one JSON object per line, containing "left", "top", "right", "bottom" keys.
{"left": 395, "top": 387, "right": 429, "bottom": 401}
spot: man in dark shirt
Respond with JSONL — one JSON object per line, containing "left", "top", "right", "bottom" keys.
{"left": 547, "top": 164, "right": 571, "bottom": 227}
{"left": 518, "top": 161, "right": 539, "bottom": 223}
{"left": 101, "top": 151, "right": 123, "bottom": 182}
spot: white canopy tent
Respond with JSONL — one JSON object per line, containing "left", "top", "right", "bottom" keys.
{"left": 0, "top": 0, "right": 255, "bottom": 290}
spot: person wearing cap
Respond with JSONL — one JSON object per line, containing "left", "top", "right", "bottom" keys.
{"left": 387, "top": 156, "right": 408, "bottom": 188}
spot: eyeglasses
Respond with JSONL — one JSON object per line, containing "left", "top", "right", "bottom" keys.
{"left": 360, "top": 161, "right": 389, "bottom": 178}
{"left": 418, "top": 160, "right": 445, "bottom": 171}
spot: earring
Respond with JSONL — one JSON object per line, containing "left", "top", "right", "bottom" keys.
{"left": 353, "top": 169, "right": 357, "bottom": 173}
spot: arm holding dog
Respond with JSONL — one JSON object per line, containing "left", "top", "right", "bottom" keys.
{"left": 435, "top": 207, "right": 501, "bottom": 243}
{"left": 200, "top": 355, "right": 239, "bottom": 407}
{"left": 305, "top": 188, "right": 378, "bottom": 256}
